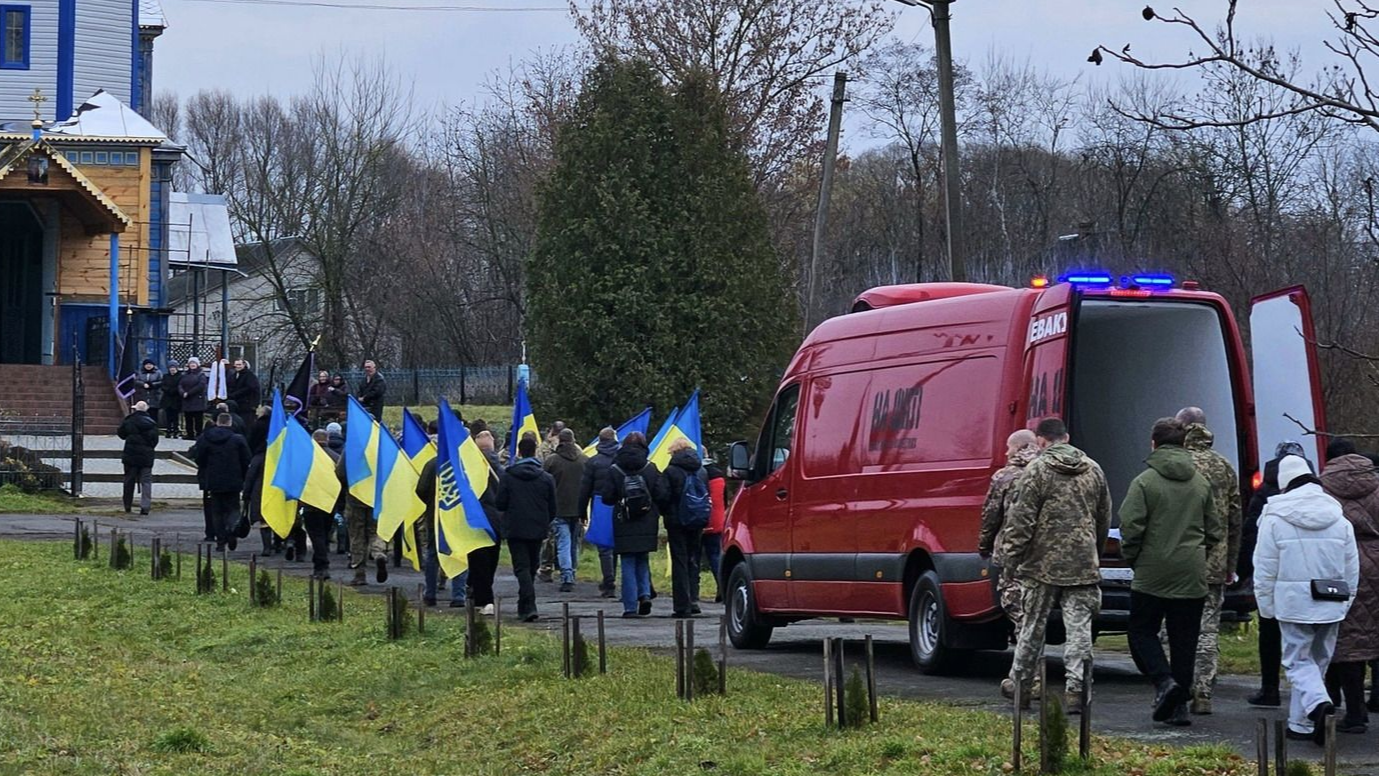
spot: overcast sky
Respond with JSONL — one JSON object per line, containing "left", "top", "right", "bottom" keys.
{"left": 153, "top": 0, "right": 1352, "bottom": 145}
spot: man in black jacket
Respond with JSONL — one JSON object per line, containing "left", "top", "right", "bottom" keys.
{"left": 356, "top": 360, "right": 387, "bottom": 421}
{"left": 302, "top": 428, "right": 341, "bottom": 580}
{"left": 497, "top": 436, "right": 557, "bottom": 622}
{"left": 159, "top": 362, "right": 181, "bottom": 439}
{"left": 227, "top": 359, "right": 261, "bottom": 431}
{"left": 659, "top": 438, "right": 710, "bottom": 618}
{"left": 579, "top": 427, "right": 621, "bottom": 598}
{"left": 192, "top": 413, "right": 251, "bottom": 552}
{"left": 117, "top": 401, "right": 159, "bottom": 515}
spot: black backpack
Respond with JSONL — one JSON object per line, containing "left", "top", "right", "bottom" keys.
{"left": 612, "top": 464, "right": 652, "bottom": 522}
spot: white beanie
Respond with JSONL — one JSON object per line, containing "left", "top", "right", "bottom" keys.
{"left": 1278, "top": 455, "right": 1312, "bottom": 490}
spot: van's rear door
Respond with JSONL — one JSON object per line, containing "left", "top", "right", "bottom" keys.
{"left": 1023, "top": 284, "right": 1074, "bottom": 426}
{"left": 1250, "top": 286, "right": 1328, "bottom": 464}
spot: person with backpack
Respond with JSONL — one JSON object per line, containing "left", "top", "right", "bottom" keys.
{"left": 659, "top": 437, "right": 712, "bottom": 618}
{"left": 601, "top": 432, "right": 664, "bottom": 617}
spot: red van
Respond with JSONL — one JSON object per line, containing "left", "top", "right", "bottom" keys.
{"left": 721, "top": 275, "right": 1327, "bottom": 673}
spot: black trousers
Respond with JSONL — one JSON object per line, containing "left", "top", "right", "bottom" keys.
{"left": 202, "top": 492, "right": 215, "bottom": 541}
{"left": 1259, "top": 616, "right": 1282, "bottom": 690}
{"left": 666, "top": 525, "right": 703, "bottom": 615}
{"left": 184, "top": 411, "right": 204, "bottom": 438}
{"left": 207, "top": 491, "right": 240, "bottom": 546}
{"left": 467, "top": 543, "right": 501, "bottom": 607}
{"left": 1326, "top": 661, "right": 1369, "bottom": 724}
{"left": 1128, "top": 590, "right": 1204, "bottom": 691}
{"left": 122, "top": 464, "right": 151, "bottom": 513}
{"left": 303, "top": 508, "right": 334, "bottom": 574}
{"left": 508, "top": 538, "right": 543, "bottom": 617}
{"left": 162, "top": 406, "right": 180, "bottom": 436}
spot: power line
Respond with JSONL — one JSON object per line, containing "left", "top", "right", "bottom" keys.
{"left": 181, "top": 0, "right": 566, "bottom": 11}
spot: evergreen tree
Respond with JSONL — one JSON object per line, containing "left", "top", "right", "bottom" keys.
{"left": 528, "top": 58, "right": 796, "bottom": 446}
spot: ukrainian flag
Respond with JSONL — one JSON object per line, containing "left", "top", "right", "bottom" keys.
{"left": 374, "top": 425, "right": 424, "bottom": 542}
{"left": 260, "top": 391, "right": 299, "bottom": 539}
{"left": 650, "top": 390, "right": 702, "bottom": 471}
{"left": 583, "top": 406, "right": 652, "bottom": 457}
{"left": 508, "top": 378, "right": 539, "bottom": 460}
{"left": 270, "top": 393, "right": 342, "bottom": 515}
{"left": 435, "top": 398, "right": 497, "bottom": 576}
{"left": 345, "top": 396, "right": 379, "bottom": 507}
{"left": 585, "top": 407, "right": 653, "bottom": 550}
{"left": 395, "top": 409, "right": 436, "bottom": 571}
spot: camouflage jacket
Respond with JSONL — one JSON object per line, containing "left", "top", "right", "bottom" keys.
{"left": 978, "top": 445, "right": 1039, "bottom": 565}
{"left": 1184, "top": 423, "right": 1243, "bottom": 584}
{"left": 1003, "top": 443, "right": 1113, "bottom": 587}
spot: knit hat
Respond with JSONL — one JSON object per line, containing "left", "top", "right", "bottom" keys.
{"left": 167, "top": 360, "right": 180, "bottom": 368}
{"left": 326, "top": 422, "right": 343, "bottom": 436}
{"left": 142, "top": 358, "right": 155, "bottom": 367}
{"left": 1275, "top": 440, "right": 1307, "bottom": 459}
{"left": 1278, "top": 455, "right": 1313, "bottom": 490}
{"left": 186, "top": 357, "right": 200, "bottom": 367}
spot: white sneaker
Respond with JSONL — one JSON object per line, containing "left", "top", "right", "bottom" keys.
{"left": 481, "top": 604, "right": 495, "bottom": 616}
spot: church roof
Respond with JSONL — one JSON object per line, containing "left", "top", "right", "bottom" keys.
{"left": 0, "top": 139, "right": 132, "bottom": 231}
{"left": 45, "top": 90, "right": 168, "bottom": 144}
{"left": 139, "top": 0, "right": 167, "bottom": 29}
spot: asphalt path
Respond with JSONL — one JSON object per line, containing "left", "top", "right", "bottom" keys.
{"left": 3, "top": 505, "right": 1376, "bottom": 774}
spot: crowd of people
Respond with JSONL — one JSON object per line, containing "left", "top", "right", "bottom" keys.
{"left": 981, "top": 409, "right": 1376, "bottom": 743}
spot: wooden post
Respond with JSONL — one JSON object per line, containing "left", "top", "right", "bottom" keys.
{"left": 1038, "top": 657, "right": 1049, "bottom": 774}
{"left": 1255, "top": 718, "right": 1268, "bottom": 776}
{"left": 308, "top": 576, "right": 316, "bottom": 621}
{"left": 561, "top": 603, "right": 571, "bottom": 679}
{"left": 1079, "top": 659, "right": 1092, "bottom": 760}
{"left": 276, "top": 569, "right": 283, "bottom": 605}
{"left": 337, "top": 581, "right": 344, "bottom": 622}
{"left": 572, "top": 617, "right": 583, "bottom": 679}
{"left": 1274, "top": 719, "right": 1287, "bottom": 776}
{"left": 718, "top": 615, "right": 728, "bottom": 695}
{"left": 833, "top": 637, "right": 846, "bottom": 727}
{"left": 597, "top": 610, "right": 607, "bottom": 675}
{"left": 92, "top": 520, "right": 99, "bottom": 562}
{"left": 1324, "top": 713, "right": 1337, "bottom": 776}
{"left": 416, "top": 584, "right": 425, "bottom": 635}
{"left": 194, "top": 544, "right": 202, "bottom": 593}
{"left": 465, "top": 598, "right": 477, "bottom": 658}
{"left": 685, "top": 620, "right": 695, "bottom": 701}
{"left": 823, "top": 637, "right": 835, "bottom": 727}
{"left": 865, "top": 634, "right": 878, "bottom": 723}
{"left": 249, "top": 554, "right": 258, "bottom": 604}
{"left": 73, "top": 518, "right": 80, "bottom": 559}
{"left": 108, "top": 527, "right": 117, "bottom": 569}
{"left": 675, "top": 620, "right": 686, "bottom": 700}
{"left": 174, "top": 535, "right": 180, "bottom": 579}
{"left": 385, "top": 587, "right": 396, "bottom": 640}
{"left": 493, "top": 597, "right": 501, "bottom": 656}
{"left": 221, "top": 549, "right": 228, "bottom": 592}
{"left": 1013, "top": 680, "right": 1024, "bottom": 774}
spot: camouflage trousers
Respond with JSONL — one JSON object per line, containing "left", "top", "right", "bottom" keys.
{"left": 346, "top": 500, "right": 389, "bottom": 570}
{"left": 1009, "top": 580, "right": 1101, "bottom": 695}
{"left": 997, "top": 568, "right": 1023, "bottom": 636}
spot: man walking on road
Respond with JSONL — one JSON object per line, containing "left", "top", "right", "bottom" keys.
{"left": 302, "top": 429, "right": 341, "bottom": 580}
{"left": 544, "top": 428, "right": 588, "bottom": 592}
{"left": 1120, "top": 417, "right": 1222, "bottom": 727}
{"left": 192, "top": 413, "right": 251, "bottom": 552}
{"left": 117, "top": 401, "right": 159, "bottom": 515}
{"left": 659, "top": 437, "right": 711, "bottom": 618}
{"left": 978, "top": 428, "right": 1040, "bottom": 639}
{"left": 497, "top": 435, "right": 557, "bottom": 622}
{"left": 580, "top": 427, "right": 621, "bottom": 598}
{"left": 1174, "top": 406, "right": 1243, "bottom": 715}
{"left": 1000, "top": 418, "right": 1111, "bottom": 715}
{"left": 336, "top": 440, "right": 390, "bottom": 587}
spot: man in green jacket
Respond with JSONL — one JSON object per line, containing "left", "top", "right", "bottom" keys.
{"left": 1175, "top": 406, "right": 1243, "bottom": 715}
{"left": 1120, "top": 417, "right": 1223, "bottom": 727}
{"left": 1001, "top": 418, "right": 1112, "bottom": 714}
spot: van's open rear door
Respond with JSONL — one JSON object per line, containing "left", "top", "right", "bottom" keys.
{"left": 1023, "top": 283, "right": 1074, "bottom": 426}
{"left": 1250, "top": 286, "right": 1328, "bottom": 465}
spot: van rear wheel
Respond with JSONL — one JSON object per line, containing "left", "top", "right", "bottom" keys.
{"left": 909, "top": 570, "right": 962, "bottom": 674}
{"left": 726, "top": 563, "right": 773, "bottom": 649}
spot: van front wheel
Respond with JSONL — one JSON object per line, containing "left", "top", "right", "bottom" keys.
{"left": 909, "top": 570, "right": 960, "bottom": 674}
{"left": 726, "top": 563, "right": 773, "bottom": 649}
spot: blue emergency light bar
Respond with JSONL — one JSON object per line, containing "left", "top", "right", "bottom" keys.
{"left": 1129, "top": 273, "right": 1176, "bottom": 287}
{"left": 1059, "top": 272, "right": 1114, "bottom": 286}
{"left": 1054, "top": 270, "right": 1177, "bottom": 290}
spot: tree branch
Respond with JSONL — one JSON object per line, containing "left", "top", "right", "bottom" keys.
{"left": 1284, "top": 412, "right": 1378, "bottom": 439}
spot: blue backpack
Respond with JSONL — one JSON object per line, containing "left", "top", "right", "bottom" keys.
{"left": 678, "top": 468, "right": 711, "bottom": 529}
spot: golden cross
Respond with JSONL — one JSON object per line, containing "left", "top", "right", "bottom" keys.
{"left": 27, "top": 88, "right": 46, "bottom": 123}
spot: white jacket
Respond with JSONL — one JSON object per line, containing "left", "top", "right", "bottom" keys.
{"left": 1253, "top": 481, "right": 1359, "bottom": 624}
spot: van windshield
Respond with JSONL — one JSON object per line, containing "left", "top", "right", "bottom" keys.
{"left": 1069, "top": 299, "right": 1240, "bottom": 512}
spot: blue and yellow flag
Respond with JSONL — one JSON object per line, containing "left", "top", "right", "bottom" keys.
{"left": 585, "top": 407, "right": 653, "bottom": 549}
{"left": 260, "top": 391, "right": 299, "bottom": 539}
{"left": 375, "top": 425, "right": 425, "bottom": 542}
{"left": 401, "top": 408, "right": 436, "bottom": 469}
{"left": 271, "top": 393, "right": 342, "bottom": 516}
{"left": 345, "top": 395, "right": 379, "bottom": 507}
{"left": 508, "top": 379, "right": 539, "bottom": 460}
{"left": 650, "top": 390, "right": 701, "bottom": 471}
{"left": 435, "top": 398, "right": 497, "bottom": 576}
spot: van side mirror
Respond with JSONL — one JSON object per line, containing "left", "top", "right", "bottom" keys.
{"left": 727, "top": 441, "right": 753, "bottom": 481}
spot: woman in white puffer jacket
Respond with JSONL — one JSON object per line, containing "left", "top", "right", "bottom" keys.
{"left": 1254, "top": 455, "right": 1360, "bottom": 745}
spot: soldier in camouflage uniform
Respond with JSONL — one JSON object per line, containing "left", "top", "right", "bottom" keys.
{"left": 1000, "top": 418, "right": 1112, "bottom": 714}
{"left": 978, "top": 429, "right": 1040, "bottom": 637}
{"left": 1175, "top": 408, "right": 1243, "bottom": 715}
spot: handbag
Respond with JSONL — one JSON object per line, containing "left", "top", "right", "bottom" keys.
{"left": 1310, "top": 579, "right": 1350, "bottom": 602}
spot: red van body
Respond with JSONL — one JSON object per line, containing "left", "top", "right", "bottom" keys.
{"left": 720, "top": 279, "right": 1326, "bottom": 672}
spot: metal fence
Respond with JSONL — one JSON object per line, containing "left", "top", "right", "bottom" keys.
{"left": 327, "top": 365, "right": 535, "bottom": 407}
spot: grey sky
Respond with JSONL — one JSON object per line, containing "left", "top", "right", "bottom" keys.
{"left": 153, "top": 0, "right": 1352, "bottom": 144}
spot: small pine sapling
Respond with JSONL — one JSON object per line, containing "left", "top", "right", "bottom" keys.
{"left": 843, "top": 666, "right": 870, "bottom": 727}
{"left": 1042, "top": 692, "right": 1069, "bottom": 771}
{"left": 113, "top": 536, "right": 132, "bottom": 570}
{"left": 468, "top": 617, "right": 493, "bottom": 656}
{"left": 571, "top": 633, "right": 593, "bottom": 677}
{"left": 77, "top": 526, "right": 92, "bottom": 559}
{"left": 692, "top": 648, "right": 721, "bottom": 697}
{"left": 254, "top": 570, "right": 277, "bottom": 607}
{"left": 1285, "top": 761, "right": 1316, "bottom": 776}
{"left": 390, "top": 592, "right": 411, "bottom": 637}
{"left": 318, "top": 584, "right": 338, "bottom": 621}
{"left": 157, "top": 549, "right": 173, "bottom": 579}
{"left": 199, "top": 562, "right": 215, "bottom": 592}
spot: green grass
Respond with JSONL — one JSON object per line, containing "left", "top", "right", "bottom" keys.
{"left": 0, "top": 484, "right": 81, "bottom": 514}
{"left": 0, "top": 540, "right": 1253, "bottom": 776}
{"left": 380, "top": 404, "right": 511, "bottom": 433}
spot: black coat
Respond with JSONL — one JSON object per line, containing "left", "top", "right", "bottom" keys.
{"left": 416, "top": 457, "right": 503, "bottom": 543}
{"left": 228, "top": 369, "right": 261, "bottom": 411}
{"left": 659, "top": 448, "right": 704, "bottom": 529}
{"left": 160, "top": 370, "right": 182, "bottom": 412}
{"left": 356, "top": 374, "right": 387, "bottom": 421}
{"left": 247, "top": 413, "right": 271, "bottom": 455}
{"left": 601, "top": 444, "right": 664, "bottom": 555}
{"left": 495, "top": 458, "right": 556, "bottom": 541}
{"left": 1241, "top": 454, "right": 1316, "bottom": 580}
{"left": 579, "top": 438, "right": 619, "bottom": 517}
{"left": 117, "top": 411, "right": 160, "bottom": 468}
{"left": 135, "top": 366, "right": 162, "bottom": 409}
{"left": 179, "top": 369, "right": 209, "bottom": 413}
{"left": 192, "top": 426, "right": 251, "bottom": 493}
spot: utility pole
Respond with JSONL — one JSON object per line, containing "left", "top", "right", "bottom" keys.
{"left": 896, "top": 0, "right": 966, "bottom": 282}
{"left": 808, "top": 71, "right": 847, "bottom": 330}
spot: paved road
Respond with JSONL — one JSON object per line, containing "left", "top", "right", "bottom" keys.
{"left": 4, "top": 505, "right": 1376, "bottom": 773}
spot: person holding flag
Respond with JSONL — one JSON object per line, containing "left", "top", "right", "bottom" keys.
{"left": 498, "top": 435, "right": 557, "bottom": 622}
{"left": 302, "top": 428, "right": 342, "bottom": 580}
{"left": 337, "top": 396, "right": 388, "bottom": 586}
{"left": 581, "top": 427, "right": 621, "bottom": 598}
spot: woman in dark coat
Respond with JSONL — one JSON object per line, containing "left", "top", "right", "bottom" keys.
{"left": 601, "top": 432, "right": 665, "bottom": 617}
{"left": 179, "top": 358, "right": 209, "bottom": 439}
{"left": 1321, "top": 447, "right": 1379, "bottom": 733}
{"left": 160, "top": 362, "right": 182, "bottom": 438}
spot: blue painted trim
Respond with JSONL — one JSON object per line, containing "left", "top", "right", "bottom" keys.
{"left": 129, "top": 0, "right": 139, "bottom": 111}
{"left": 56, "top": 0, "right": 75, "bottom": 120}
{"left": 0, "top": 4, "right": 31, "bottom": 70}
{"left": 109, "top": 233, "right": 119, "bottom": 378}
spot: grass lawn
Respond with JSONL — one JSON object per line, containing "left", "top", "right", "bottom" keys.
{"left": 0, "top": 484, "right": 81, "bottom": 514}
{"left": 0, "top": 540, "right": 1252, "bottom": 776}
{"left": 380, "top": 405, "right": 511, "bottom": 433}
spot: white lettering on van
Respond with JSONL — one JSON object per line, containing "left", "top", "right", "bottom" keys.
{"left": 1028, "top": 312, "right": 1068, "bottom": 345}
